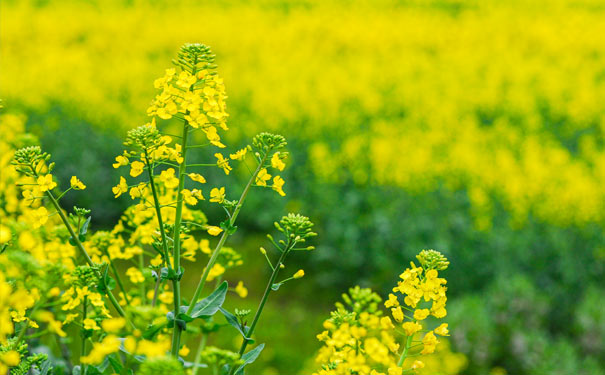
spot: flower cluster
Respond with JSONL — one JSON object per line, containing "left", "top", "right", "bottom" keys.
{"left": 313, "top": 250, "right": 457, "bottom": 375}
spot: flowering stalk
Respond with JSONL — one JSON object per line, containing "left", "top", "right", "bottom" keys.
{"left": 185, "top": 153, "right": 267, "bottom": 318}
{"left": 170, "top": 121, "right": 191, "bottom": 355}
{"left": 144, "top": 152, "right": 172, "bottom": 270}
{"left": 44, "top": 181, "right": 130, "bottom": 324}
{"left": 231, "top": 214, "right": 315, "bottom": 374}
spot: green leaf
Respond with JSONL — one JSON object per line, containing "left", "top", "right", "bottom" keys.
{"left": 142, "top": 322, "right": 166, "bottom": 339}
{"left": 271, "top": 283, "right": 282, "bottom": 291}
{"left": 80, "top": 216, "right": 91, "bottom": 236}
{"left": 219, "top": 307, "right": 254, "bottom": 344}
{"left": 234, "top": 344, "right": 265, "bottom": 375}
{"left": 187, "top": 281, "right": 228, "bottom": 319}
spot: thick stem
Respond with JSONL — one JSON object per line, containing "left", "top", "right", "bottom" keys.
{"left": 186, "top": 155, "right": 267, "bottom": 316}
{"left": 171, "top": 121, "right": 190, "bottom": 356}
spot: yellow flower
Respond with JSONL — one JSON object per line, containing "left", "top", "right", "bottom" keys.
{"left": 182, "top": 189, "right": 198, "bottom": 206}
{"left": 387, "top": 367, "right": 402, "bottom": 375}
{"left": 402, "top": 321, "right": 422, "bottom": 336}
{"left": 421, "top": 331, "right": 438, "bottom": 355}
{"left": 130, "top": 161, "right": 145, "bottom": 177}
{"left": 179, "top": 345, "right": 190, "bottom": 357}
{"left": 37, "top": 174, "right": 56, "bottom": 192}
{"left": 70, "top": 176, "right": 86, "bottom": 190}
{"left": 188, "top": 173, "right": 206, "bottom": 183}
{"left": 102, "top": 317, "right": 126, "bottom": 333}
{"left": 413, "top": 308, "right": 430, "bottom": 321}
{"left": 159, "top": 168, "right": 179, "bottom": 188}
{"left": 411, "top": 360, "right": 425, "bottom": 370}
{"left": 209, "top": 187, "right": 225, "bottom": 203}
{"left": 235, "top": 281, "right": 248, "bottom": 298}
{"left": 31, "top": 206, "right": 49, "bottom": 228}
{"left": 391, "top": 306, "right": 404, "bottom": 322}
{"left": 126, "top": 267, "right": 145, "bottom": 283}
{"left": 1, "top": 351, "right": 20, "bottom": 366}
{"left": 200, "top": 239, "right": 212, "bottom": 254}
{"left": 384, "top": 293, "right": 399, "bottom": 308}
{"left": 271, "top": 152, "right": 286, "bottom": 171}
{"left": 272, "top": 176, "right": 286, "bottom": 196}
{"left": 113, "top": 155, "right": 129, "bottom": 168}
{"left": 293, "top": 269, "right": 305, "bottom": 279}
{"left": 83, "top": 318, "right": 100, "bottom": 330}
{"left": 230, "top": 148, "right": 248, "bottom": 160}
{"left": 112, "top": 176, "right": 128, "bottom": 198}
{"left": 0, "top": 225, "right": 11, "bottom": 243}
{"left": 207, "top": 226, "right": 223, "bottom": 236}
{"left": 434, "top": 323, "right": 449, "bottom": 336}
{"left": 255, "top": 168, "right": 271, "bottom": 186}
{"left": 215, "top": 153, "right": 232, "bottom": 175}
{"left": 206, "top": 263, "right": 226, "bottom": 281}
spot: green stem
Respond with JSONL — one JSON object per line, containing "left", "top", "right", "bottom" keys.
{"left": 191, "top": 333, "right": 208, "bottom": 375}
{"left": 144, "top": 153, "right": 172, "bottom": 269}
{"left": 104, "top": 249, "right": 130, "bottom": 306}
{"left": 186, "top": 154, "right": 268, "bottom": 317}
{"left": 44, "top": 188, "right": 131, "bottom": 324}
{"left": 171, "top": 120, "right": 191, "bottom": 356}
{"left": 398, "top": 332, "right": 414, "bottom": 366}
{"left": 236, "top": 247, "right": 288, "bottom": 358}
{"left": 80, "top": 297, "right": 88, "bottom": 372}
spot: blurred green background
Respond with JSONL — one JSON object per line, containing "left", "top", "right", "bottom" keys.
{"left": 2, "top": 0, "right": 604, "bottom": 374}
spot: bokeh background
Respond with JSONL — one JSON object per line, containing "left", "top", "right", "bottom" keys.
{"left": 2, "top": 0, "right": 605, "bottom": 374}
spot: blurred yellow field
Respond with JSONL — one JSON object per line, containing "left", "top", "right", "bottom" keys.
{"left": 1, "top": 1, "right": 604, "bottom": 374}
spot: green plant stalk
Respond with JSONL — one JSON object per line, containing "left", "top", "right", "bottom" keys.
{"left": 80, "top": 296, "right": 88, "bottom": 373}
{"left": 144, "top": 153, "right": 172, "bottom": 269}
{"left": 103, "top": 248, "right": 130, "bottom": 306}
{"left": 171, "top": 121, "right": 191, "bottom": 356}
{"left": 191, "top": 333, "right": 208, "bottom": 375}
{"left": 397, "top": 332, "right": 414, "bottom": 366}
{"left": 236, "top": 246, "right": 289, "bottom": 358}
{"left": 44, "top": 188, "right": 130, "bottom": 324}
{"left": 186, "top": 154, "right": 268, "bottom": 316}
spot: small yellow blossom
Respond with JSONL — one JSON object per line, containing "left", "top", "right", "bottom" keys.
{"left": 130, "top": 161, "right": 145, "bottom": 177}
{"left": 215, "top": 153, "right": 232, "bottom": 175}
{"left": 255, "top": 168, "right": 271, "bottom": 186}
{"left": 70, "top": 176, "right": 86, "bottom": 190}
{"left": 434, "top": 323, "right": 449, "bottom": 336}
{"left": 207, "top": 226, "right": 223, "bottom": 236}
{"left": 230, "top": 148, "right": 248, "bottom": 160}
{"left": 293, "top": 269, "right": 305, "bottom": 279}
{"left": 188, "top": 173, "right": 206, "bottom": 183}
{"left": 235, "top": 281, "right": 248, "bottom": 298}
{"left": 112, "top": 176, "right": 128, "bottom": 198}
{"left": 126, "top": 267, "right": 145, "bottom": 283}
{"left": 391, "top": 306, "right": 404, "bottom": 322}
{"left": 402, "top": 321, "right": 422, "bottom": 336}
{"left": 209, "top": 187, "right": 225, "bottom": 203}
{"left": 272, "top": 176, "right": 286, "bottom": 196}
{"left": 83, "top": 318, "right": 100, "bottom": 330}
{"left": 271, "top": 152, "right": 286, "bottom": 171}
{"left": 102, "top": 317, "right": 126, "bottom": 333}
{"left": 37, "top": 174, "right": 56, "bottom": 191}
{"left": 411, "top": 360, "right": 425, "bottom": 370}
{"left": 159, "top": 168, "right": 179, "bottom": 188}
{"left": 179, "top": 345, "right": 190, "bottom": 357}
{"left": 413, "top": 308, "right": 430, "bottom": 321}
{"left": 32, "top": 206, "right": 49, "bottom": 228}
{"left": 113, "top": 155, "right": 129, "bottom": 168}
